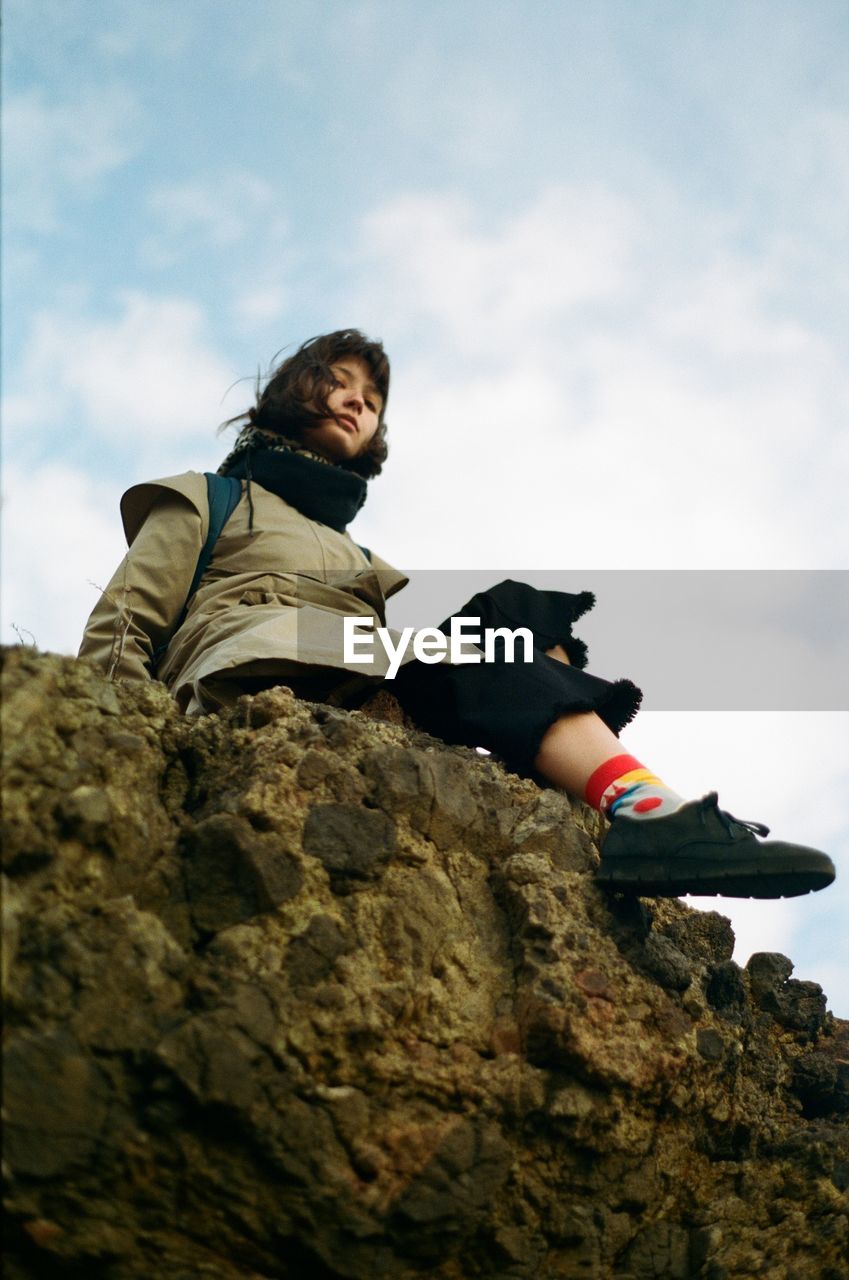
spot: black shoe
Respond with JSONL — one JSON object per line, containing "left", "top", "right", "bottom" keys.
{"left": 595, "top": 792, "right": 836, "bottom": 899}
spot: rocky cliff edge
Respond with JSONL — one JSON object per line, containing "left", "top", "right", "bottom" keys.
{"left": 2, "top": 648, "right": 848, "bottom": 1279}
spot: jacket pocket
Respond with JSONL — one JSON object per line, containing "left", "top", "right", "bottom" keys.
{"left": 235, "top": 573, "right": 300, "bottom": 609}
{"left": 238, "top": 590, "right": 302, "bottom": 610}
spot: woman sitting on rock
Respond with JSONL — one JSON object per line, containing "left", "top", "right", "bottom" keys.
{"left": 79, "top": 328, "right": 835, "bottom": 902}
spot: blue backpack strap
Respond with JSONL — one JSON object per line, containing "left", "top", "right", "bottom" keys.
{"left": 186, "top": 473, "right": 243, "bottom": 601}
{"left": 356, "top": 543, "right": 373, "bottom": 563}
{"left": 151, "top": 473, "right": 241, "bottom": 674}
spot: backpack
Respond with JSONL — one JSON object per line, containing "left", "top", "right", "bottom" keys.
{"left": 150, "top": 472, "right": 241, "bottom": 673}
{"left": 151, "top": 472, "right": 372, "bottom": 673}
{"left": 184, "top": 473, "right": 244, "bottom": 621}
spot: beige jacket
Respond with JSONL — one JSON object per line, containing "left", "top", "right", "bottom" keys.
{"left": 78, "top": 472, "right": 409, "bottom": 713}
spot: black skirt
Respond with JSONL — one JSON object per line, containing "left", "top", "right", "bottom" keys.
{"left": 392, "top": 579, "right": 642, "bottom": 776}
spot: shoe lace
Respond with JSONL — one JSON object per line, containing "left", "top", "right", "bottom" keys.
{"left": 702, "top": 792, "right": 770, "bottom": 839}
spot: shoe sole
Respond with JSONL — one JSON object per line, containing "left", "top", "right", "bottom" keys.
{"left": 595, "top": 860, "right": 836, "bottom": 900}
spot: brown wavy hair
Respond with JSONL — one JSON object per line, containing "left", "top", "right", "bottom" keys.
{"left": 225, "top": 329, "right": 390, "bottom": 478}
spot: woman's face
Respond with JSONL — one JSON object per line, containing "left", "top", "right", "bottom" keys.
{"left": 303, "top": 355, "right": 383, "bottom": 464}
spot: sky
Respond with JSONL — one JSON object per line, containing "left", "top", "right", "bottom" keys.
{"left": 3, "top": 0, "right": 848, "bottom": 1012}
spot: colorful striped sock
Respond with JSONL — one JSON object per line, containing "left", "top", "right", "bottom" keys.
{"left": 585, "top": 753, "right": 684, "bottom": 821}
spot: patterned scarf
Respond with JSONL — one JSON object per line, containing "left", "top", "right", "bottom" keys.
{"left": 217, "top": 425, "right": 368, "bottom": 533}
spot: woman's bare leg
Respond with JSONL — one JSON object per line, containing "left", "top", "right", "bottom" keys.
{"left": 533, "top": 708, "right": 628, "bottom": 795}
{"left": 536, "top": 643, "right": 627, "bottom": 794}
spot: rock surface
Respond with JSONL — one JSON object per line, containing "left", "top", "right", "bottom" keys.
{"left": 2, "top": 647, "right": 847, "bottom": 1279}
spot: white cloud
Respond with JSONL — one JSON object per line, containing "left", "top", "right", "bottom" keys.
{"left": 93, "top": 3, "right": 195, "bottom": 59}
{"left": 4, "top": 0, "right": 196, "bottom": 69}
{"left": 143, "top": 173, "right": 289, "bottom": 267}
{"left": 5, "top": 292, "right": 238, "bottom": 452}
{"left": 4, "top": 86, "right": 142, "bottom": 233}
{"left": 360, "top": 354, "right": 845, "bottom": 570}
{"left": 757, "top": 107, "right": 849, "bottom": 249}
{"left": 383, "top": 49, "right": 522, "bottom": 172}
{"left": 1, "top": 462, "right": 126, "bottom": 655}
{"left": 357, "top": 186, "right": 638, "bottom": 354}
{"left": 140, "top": 172, "right": 294, "bottom": 334}
{"left": 351, "top": 183, "right": 849, "bottom": 570}
{"left": 233, "top": 285, "right": 289, "bottom": 327}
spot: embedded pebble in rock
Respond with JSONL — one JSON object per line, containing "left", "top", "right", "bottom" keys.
{"left": 2, "top": 647, "right": 848, "bottom": 1280}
